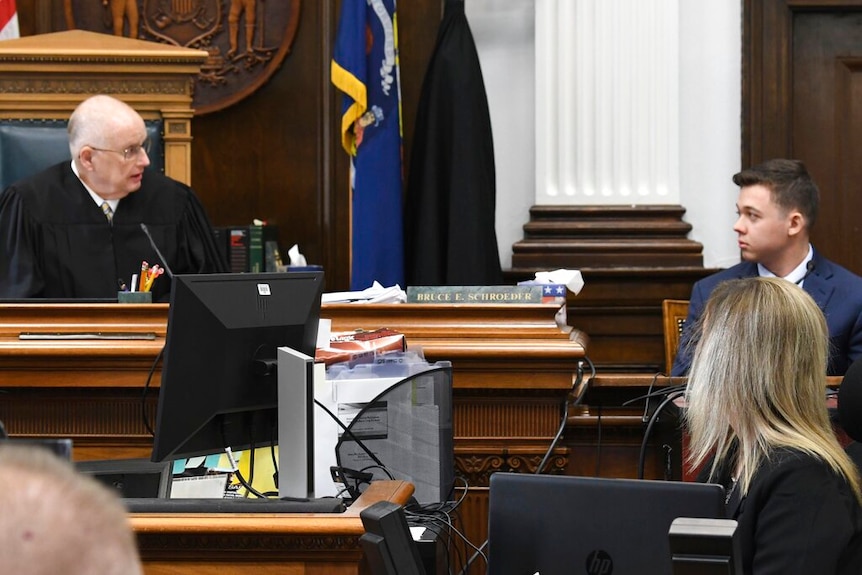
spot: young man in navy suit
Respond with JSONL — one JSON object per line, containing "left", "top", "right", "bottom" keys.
{"left": 672, "top": 158, "right": 862, "bottom": 376}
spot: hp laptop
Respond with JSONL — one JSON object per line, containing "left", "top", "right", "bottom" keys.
{"left": 487, "top": 473, "right": 726, "bottom": 575}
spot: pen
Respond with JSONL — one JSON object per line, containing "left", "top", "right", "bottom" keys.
{"left": 117, "top": 278, "right": 127, "bottom": 292}
{"left": 138, "top": 262, "right": 148, "bottom": 292}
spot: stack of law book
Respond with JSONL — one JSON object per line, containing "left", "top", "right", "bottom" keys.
{"left": 213, "top": 224, "right": 280, "bottom": 273}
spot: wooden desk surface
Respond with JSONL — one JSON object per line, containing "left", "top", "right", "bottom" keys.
{"left": 0, "top": 302, "right": 586, "bottom": 390}
{"left": 131, "top": 480, "right": 414, "bottom": 575}
{"left": 588, "top": 372, "right": 843, "bottom": 388}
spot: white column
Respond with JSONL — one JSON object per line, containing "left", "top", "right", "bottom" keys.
{"left": 536, "top": 0, "right": 680, "bottom": 205}
{"left": 469, "top": 0, "right": 740, "bottom": 269}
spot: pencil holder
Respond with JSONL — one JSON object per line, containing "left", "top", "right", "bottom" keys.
{"left": 118, "top": 291, "right": 153, "bottom": 304}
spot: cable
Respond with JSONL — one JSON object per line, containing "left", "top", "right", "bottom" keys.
{"left": 536, "top": 355, "right": 595, "bottom": 475}
{"left": 216, "top": 421, "right": 269, "bottom": 499}
{"left": 312, "top": 398, "right": 397, "bottom": 502}
{"left": 457, "top": 540, "right": 488, "bottom": 575}
{"left": 642, "top": 372, "right": 663, "bottom": 423}
{"left": 637, "top": 390, "right": 685, "bottom": 480}
{"left": 269, "top": 426, "right": 279, "bottom": 489}
{"left": 244, "top": 440, "right": 257, "bottom": 498}
{"left": 403, "top": 475, "right": 474, "bottom": 574}
{"left": 141, "top": 345, "right": 164, "bottom": 436}
{"left": 408, "top": 500, "right": 485, "bottom": 575}
{"left": 359, "top": 464, "right": 395, "bottom": 480}
{"left": 622, "top": 383, "right": 688, "bottom": 406}
{"left": 313, "top": 398, "right": 390, "bottom": 471}
{"left": 223, "top": 446, "right": 268, "bottom": 499}
{"left": 594, "top": 403, "right": 602, "bottom": 476}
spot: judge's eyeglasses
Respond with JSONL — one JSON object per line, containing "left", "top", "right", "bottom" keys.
{"left": 88, "top": 138, "right": 151, "bottom": 162}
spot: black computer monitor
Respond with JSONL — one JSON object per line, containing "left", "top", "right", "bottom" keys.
{"left": 360, "top": 501, "right": 427, "bottom": 575}
{"left": 151, "top": 271, "right": 324, "bottom": 464}
{"left": 76, "top": 458, "right": 173, "bottom": 498}
{"left": 669, "top": 517, "right": 742, "bottom": 574}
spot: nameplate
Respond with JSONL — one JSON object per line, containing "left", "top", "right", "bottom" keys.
{"left": 406, "top": 285, "right": 544, "bottom": 304}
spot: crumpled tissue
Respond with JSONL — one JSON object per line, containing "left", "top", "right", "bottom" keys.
{"left": 288, "top": 244, "right": 307, "bottom": 267}
{"left": 518, "top": 269, "right": 585, "bottom": 334}
{"left": 530, "top": 268, "right": 584, "bottom": 295}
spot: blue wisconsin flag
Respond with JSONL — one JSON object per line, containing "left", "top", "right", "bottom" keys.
{"left": 332, "top": 0, "right": 404, "bottom": 291}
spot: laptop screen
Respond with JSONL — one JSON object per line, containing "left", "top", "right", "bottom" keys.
{"left": 488, "top": 473, "right": 726, "bottom": 575}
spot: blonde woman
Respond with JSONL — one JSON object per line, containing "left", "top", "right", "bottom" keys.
{"left": 686, "top": 277, "right": 862, "bottom": 574}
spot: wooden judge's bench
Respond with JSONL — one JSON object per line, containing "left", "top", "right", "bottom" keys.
{"left": 0, "top": 301, "right": 594, "bottom": 572}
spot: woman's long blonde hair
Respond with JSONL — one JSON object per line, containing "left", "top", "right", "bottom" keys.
{"left": 685, "top": 277, "right": 861, "bottom": 501}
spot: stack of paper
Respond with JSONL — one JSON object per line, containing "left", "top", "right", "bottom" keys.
{"left": 322, "top": 281, "right": 406, "bottom": 304}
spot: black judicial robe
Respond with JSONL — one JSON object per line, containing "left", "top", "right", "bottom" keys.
{"left": 0, "top": 162, "right": 227, "bottom": 301}
{"left": 403, "top": 0, "right": 503, "bottom": 286}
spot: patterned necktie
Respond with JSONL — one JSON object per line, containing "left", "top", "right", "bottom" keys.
{"left": 100, "top": 201, "right": 113, "bottom": 223}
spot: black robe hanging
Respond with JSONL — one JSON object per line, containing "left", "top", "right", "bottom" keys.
{"left": 404, "top": 0, "right": 504, "bottom": 286}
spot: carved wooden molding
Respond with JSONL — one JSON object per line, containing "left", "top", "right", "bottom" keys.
{"left": 511, "top": 204, "right": 704, "bottom": 269}
{"left": 456, "top": 451, "right": 568, "bottom": 487}
{"left": 0, "top": 392, "right": 157, "bottom": 436}
{"left": 454, "top": 395, "right": 566, "bottom": 436}
{"left": 135, "top": 532, "right": 363, "bottom": 559}
{"left": 0, "top": 77, "right": 191, "bottom": 96}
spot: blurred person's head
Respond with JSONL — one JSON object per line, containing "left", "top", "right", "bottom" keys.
{"left": 0, "top": 443, "right": 143, "bottom": 575}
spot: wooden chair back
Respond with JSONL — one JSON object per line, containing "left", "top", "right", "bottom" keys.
{"left": 662, "top": 299, "right": 690, "bottom": 375}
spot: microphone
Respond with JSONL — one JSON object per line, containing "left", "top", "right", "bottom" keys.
{"left": 796, "top": 260, "right": 815, "bottom": 285}
{"left": 140, "top": 223, "right": 174, "bottom": 278}
{"left": 838, "top": 358, "right": 862, "bottom": 443}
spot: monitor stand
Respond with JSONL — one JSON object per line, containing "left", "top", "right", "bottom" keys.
{"left": 276, "top": 346, "right": 316, "bottom": 499}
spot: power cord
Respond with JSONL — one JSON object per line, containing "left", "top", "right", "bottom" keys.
{"left": 404, "top": 476, "right": 483, "bottom": 575}
{"left": 635, "top": 388, "right": 685, "bottom": 480}
{"left": 141, "top": 345, "right": 164, "bottom": 436}
{"left": 536, "top": 356, "right": 595, "bottom": 475}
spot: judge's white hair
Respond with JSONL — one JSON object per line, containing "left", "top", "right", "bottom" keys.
{"left": 68, "top": 94, "right": 143, "bottom": 160}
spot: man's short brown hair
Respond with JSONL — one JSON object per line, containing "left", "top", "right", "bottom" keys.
{"left": 732, "top": 158, "right": 820, "bottom": 229}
